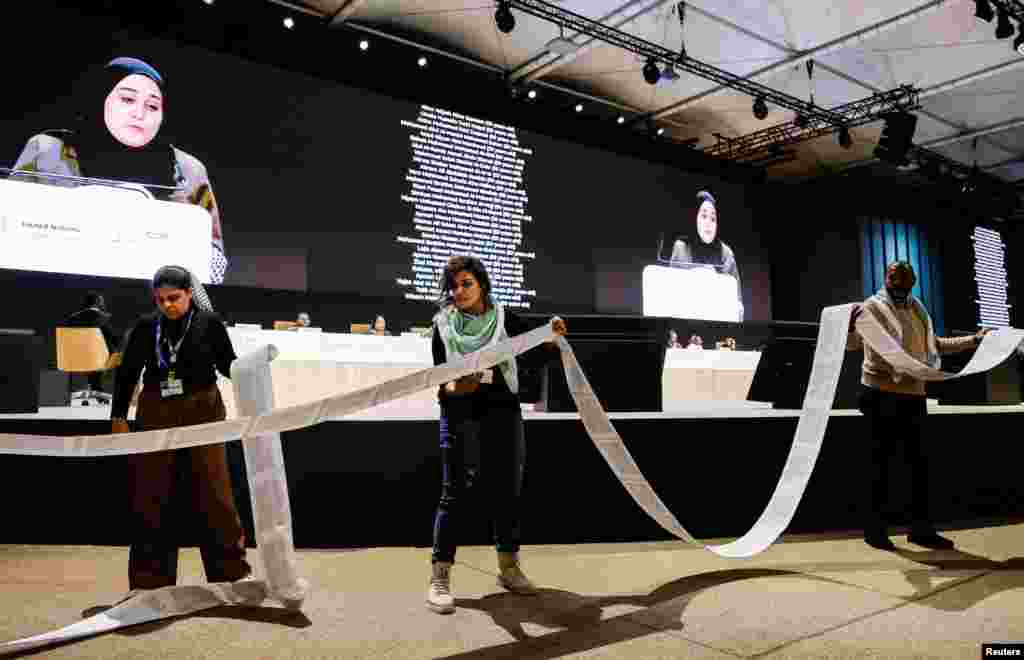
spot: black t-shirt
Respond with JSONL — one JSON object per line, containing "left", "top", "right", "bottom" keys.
{"left": 112, "top": 308, "right": 236, "bottom": 418}
{"left": 431, "top": 308, "right": 558, "bottom": 407}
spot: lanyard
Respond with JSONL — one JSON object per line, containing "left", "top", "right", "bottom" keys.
{"left": 155, "top": 310, "right": 194, "bottom": 371}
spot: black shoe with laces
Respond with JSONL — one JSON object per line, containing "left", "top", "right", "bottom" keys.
{"left": 864, "top": 534, "right": 897, "bottom": 551}
{"left": 907, "top": 531, "right": 955, "bottom": 550}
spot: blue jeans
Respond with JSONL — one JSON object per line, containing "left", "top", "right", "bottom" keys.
{"left": 432, "top": 399, "right": 526, "bottom": 563}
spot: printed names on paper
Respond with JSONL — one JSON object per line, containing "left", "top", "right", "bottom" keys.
{"left": 972, "top": 226, "right": 1010, "bottom": 327}
{"left": 397, "top": 105, "right": 536, "bottom": 308}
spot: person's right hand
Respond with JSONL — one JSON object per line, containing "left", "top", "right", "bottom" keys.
{"left": 849, "top": 303, "right": 863, "bottom": 333}
{"left": 111, "top": 419, "right": 130, "bottom": 434}
{"left": 445, "top": 373, "right": 481, "bottom": 396}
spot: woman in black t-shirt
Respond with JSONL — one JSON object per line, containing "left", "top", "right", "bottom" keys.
{"left": 111, "top": 265, "right": 250, "bottom": 589}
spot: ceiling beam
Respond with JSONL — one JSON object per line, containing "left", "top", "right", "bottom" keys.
{"left": 648, "top": 0, "right": 950, "bottom": 120}
{"left": 329, "top": 0, "right": 369, "bottom": 25}
{"left": 683, "top": 2, "right": 1019, "bottom": 158}
{"left": 919, "top": 116, "right": 1024, "bottom": 150}
{"left": 343, "top": 21, "right": 688, "bottom": 126}
{"left": 510, "top": 0, "right": 674, "bottom": 83}
{"left": 266, "top": 0, "right": 326, "bottom": 18}
{"left": 919, "top": 57, "right": 1024, "bottom": 100}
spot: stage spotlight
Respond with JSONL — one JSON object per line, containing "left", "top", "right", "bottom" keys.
{"left": 874, "top": 111, "right": 918, "bottom": 166}
{"left": 359, "top": 39, "right": 369, "bottom": 51}
{"left": 975, "top": 0, "right": 994, "bottom": 22}
{"left": 417, "top": 55, "right": 428, "bottom": 68}
{"left": 617, "top": 116, "right": 625, "bottom": 124}
{"left": 527, "top": 89, "right": 537, "bottom": 99}
{"left": 1015, "top": 24, "right": 1024, "bottom": 54}
{"left": 642, "top": 58, "right": 661, "bottom": 85}
{"left": 574, "top": 103, "right": 583, "bottom": 113}
{"left": 283, "top": 16, "right": 295, "bottom": 29}
{"left": 838, "top": 124, "right": 852, "bottom": 149}
{"left": 996, "top": 9, "right": 1014, "bottom": 39}
{"left": 495, "top": 1, "right": 515, "bottom": 34}
{"left": 752, "top": 96, "right": 768, "bottom": 120}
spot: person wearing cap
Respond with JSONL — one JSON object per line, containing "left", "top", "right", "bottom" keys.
{"left": 847, "top": 261, "right": 989, "bottom": 551}
{"left": 111, "top": 265, "right": 250, "bottom": 589}
{"left": 670, "top": 190, "right": 744, "bottom": 320}
{"left": 7, "top": 56, "right": 229, "bottom": 283}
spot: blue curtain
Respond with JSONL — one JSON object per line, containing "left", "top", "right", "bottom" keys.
{"left": 859, "top": 216, "right": 945, "bottom": 336}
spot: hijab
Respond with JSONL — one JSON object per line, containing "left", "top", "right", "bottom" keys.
{"left": 686, "top": 190, "right": 728, "bottom": 266}
{"left": 71, "top": 57, "right": 176, "bottom": 190}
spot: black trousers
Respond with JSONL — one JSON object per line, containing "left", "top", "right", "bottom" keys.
{"left": 858, "top": 386, "right": 934, "bottom": 535}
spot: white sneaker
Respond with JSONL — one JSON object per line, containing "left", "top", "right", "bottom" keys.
{"left": 427, "top": 562, "right": 455, "bottom": 614}
{"left": 497, "top": 552, "right": 537, "bottom": 594}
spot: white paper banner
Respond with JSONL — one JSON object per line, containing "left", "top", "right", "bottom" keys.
{"left": 2, "top": 306, "right": 1022, "bottom": 654}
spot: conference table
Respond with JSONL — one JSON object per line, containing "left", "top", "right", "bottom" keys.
{"left": 211, "top": 328, "right": 763, "bottom": 419}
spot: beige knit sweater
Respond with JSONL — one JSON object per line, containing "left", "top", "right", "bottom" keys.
{"left": 846, "top": 302, "right": 977, "bottom": 396}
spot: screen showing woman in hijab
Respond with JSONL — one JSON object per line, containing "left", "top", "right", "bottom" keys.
{"left": 5, "top": 57, "right": 230, "bottom": 284}
{"left": 669, "top": 190, "right": 744, "bottom": 320}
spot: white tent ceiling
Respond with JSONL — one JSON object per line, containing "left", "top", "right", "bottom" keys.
{"left": 277, "top": 0, "right": 1024, "bottom": 191}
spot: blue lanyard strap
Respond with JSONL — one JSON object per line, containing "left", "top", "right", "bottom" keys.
{"left": 155, "top": 310, "right": 194, "bottom": 371}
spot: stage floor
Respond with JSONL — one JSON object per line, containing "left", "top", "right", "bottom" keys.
{"left": 3, "top": 399, "right": 1024, "bottom": 423}
{"left": 3, "top": 521, "right": 1023, "bottom": 659}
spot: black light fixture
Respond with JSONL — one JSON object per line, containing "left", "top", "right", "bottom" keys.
{"left": 752, "top": 96, "right": 768, "bottom": 120}
{"left": 495, "top": 1, "right": 515, "bottom": 34}
{"left": 838, "top": 124, "right": 852, "bottom": 149}
{"left": 996, "top": 8, "right": 1015, "bottom": 39}
{"left": 642, "top": 57, "right": 661, "bottom": 85}
{"left": 874, "top": 111, "right": 918, "bottom": 166}
{"left": 1015, "top": 22, "right": 1024, "bottom": 54}
{"left": 975, "top": 0, "right": 995, "bottom": 22}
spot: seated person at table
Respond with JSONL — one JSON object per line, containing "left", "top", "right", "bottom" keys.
{"left": 62, "top": 292, "right": 121, "bottom": 396}
{"left": 686, "top": 335, "right": 704, "bottom": 351}
{"left": 716, "top": 337, "right": 737, "bottom": 351}
{"left": 294, "top": 312, "right": 311, "bottom": 329}
{"left": 667, "top": 329, "right": 683, "bottom": 349}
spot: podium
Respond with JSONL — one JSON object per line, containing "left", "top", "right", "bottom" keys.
{"left": 0, "top": 178, "right": 212, "bottom": 283}
{"left": 642, "top": 264, "right": 740, "bottom": 322}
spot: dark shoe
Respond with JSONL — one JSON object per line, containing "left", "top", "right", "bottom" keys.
{"left": 907, "top": 531, "right": 954, "bottom": 550}
{"left": 864, "top": 534, "right": 897, "bottom": 551}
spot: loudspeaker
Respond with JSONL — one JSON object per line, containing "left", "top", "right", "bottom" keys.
{"left": 747, "top": 337, "right": 816, "bottom": 409}
{"left": 0, "top": 330, "right": 43, "bottom": 413}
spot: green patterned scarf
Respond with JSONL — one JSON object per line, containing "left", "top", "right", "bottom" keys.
{"left": 434, "top": 300, "right": 518, "bottom": 394}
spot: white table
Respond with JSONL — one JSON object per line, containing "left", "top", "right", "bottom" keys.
{"left": 220, "top": 328, "right": 437, "bottom": 418}
{"left": 662, "top": 348, "right": 761, "bottom": 406}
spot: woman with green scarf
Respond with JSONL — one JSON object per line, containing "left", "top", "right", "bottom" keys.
{"left": 427, "top": 255, "right": 567, "bottom": 614}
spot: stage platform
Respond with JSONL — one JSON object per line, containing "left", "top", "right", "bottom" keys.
{"left": 2, "top": 521, "right": 1023, "bottom": 659}
{"left": 2, "top": 403, "right": 1023, "bottom": 551}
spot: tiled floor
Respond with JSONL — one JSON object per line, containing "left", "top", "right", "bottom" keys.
{"left": 2, "top": 523, "right": 1023, "bottom": 659}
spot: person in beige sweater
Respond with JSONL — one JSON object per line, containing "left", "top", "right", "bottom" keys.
{"left": 847, "top": 261, "right": 987, "bottom": 551}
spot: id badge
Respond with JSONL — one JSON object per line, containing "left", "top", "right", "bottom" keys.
{"left": 160, "top": 376, "right": 184, "bottom": 398}
{"left": 479, "top": 369, "right": 494, "bottom": 384}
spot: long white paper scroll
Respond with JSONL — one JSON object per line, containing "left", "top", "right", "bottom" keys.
{"left": 230, "top": 345, "right": 308, "bottom": 609}
{"left": 2, "top": 304, "right": 1022, "bottom": 654}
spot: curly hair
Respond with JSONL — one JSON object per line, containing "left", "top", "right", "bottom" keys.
{"left": 437, "top": 255, "right": 492, "bottom": 308}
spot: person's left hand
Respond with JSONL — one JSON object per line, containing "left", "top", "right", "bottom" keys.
{"left": 551, "top": 316, "right": 567, "bottom": 336}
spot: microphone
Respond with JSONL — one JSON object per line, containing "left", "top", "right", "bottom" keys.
{"left": 657, "top": 232, "right": 664, "bottom": 262}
